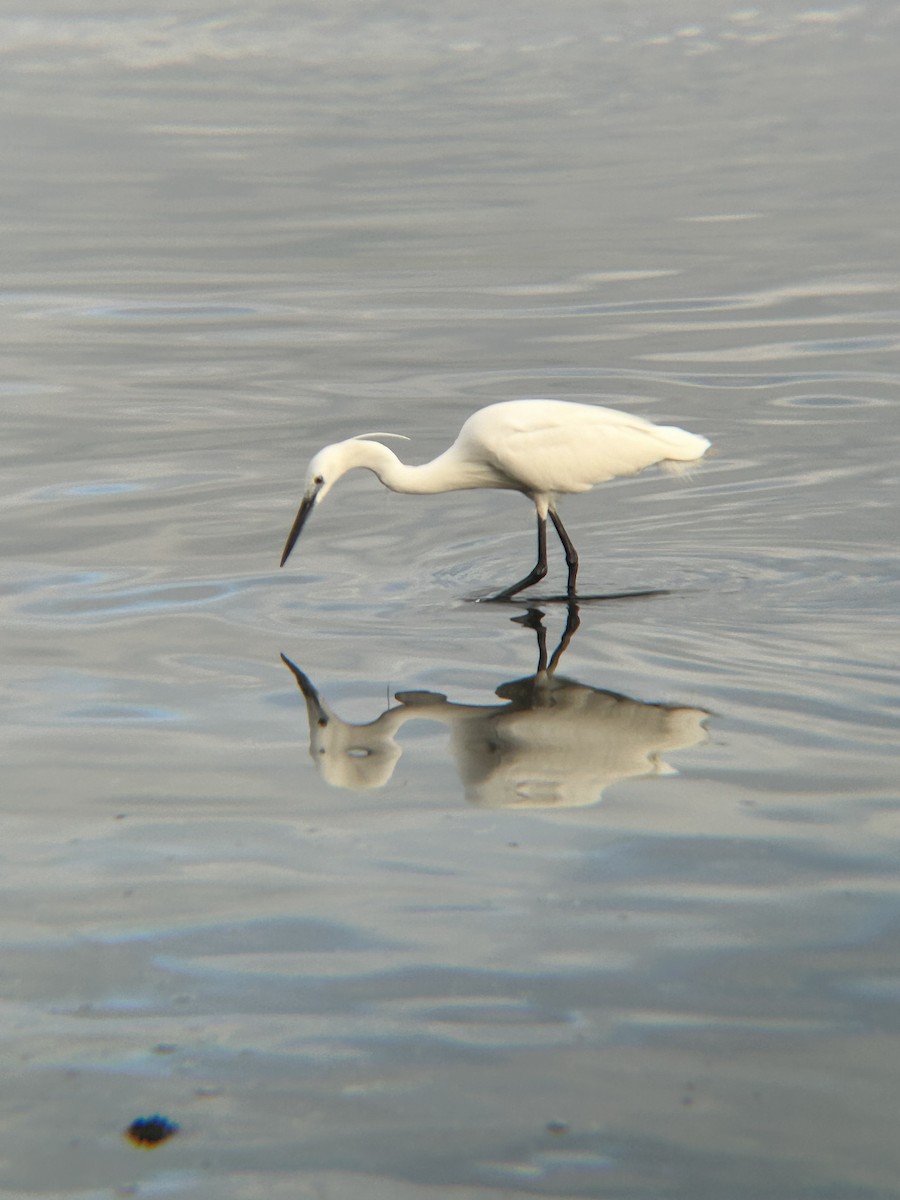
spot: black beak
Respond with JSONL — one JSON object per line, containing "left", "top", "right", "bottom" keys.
{"left": 280, "top": 490, "right": 317, "bottom": 567}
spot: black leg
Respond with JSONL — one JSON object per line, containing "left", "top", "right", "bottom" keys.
{"left": 489, "top": 514, "right": 548, "bottom": 600}
{"left": 549, "top": 509, "right": 579, "bottom": 596}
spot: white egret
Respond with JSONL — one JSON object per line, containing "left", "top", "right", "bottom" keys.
{"left": 280, "top": 399, "right": 710, "bottom": 599}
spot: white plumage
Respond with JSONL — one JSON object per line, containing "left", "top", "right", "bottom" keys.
{"left": 280, "top": 398, "right": 710, "bottom": 598}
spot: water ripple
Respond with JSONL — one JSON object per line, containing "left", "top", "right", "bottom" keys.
{"left": 20, "top": 576, "right": 243, "bottom": 623}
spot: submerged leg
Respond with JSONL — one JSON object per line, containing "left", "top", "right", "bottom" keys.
{"left": 489, "top": 514, "right": 548, "bottom": 600}
{"left": 549, "top": 509, "right": 579, "bottom": 596}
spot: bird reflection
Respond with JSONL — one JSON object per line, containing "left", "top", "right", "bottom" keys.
{"left": 281, "top": 605, "right": 709, "bottom": 809}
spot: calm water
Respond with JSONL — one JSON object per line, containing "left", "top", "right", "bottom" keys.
{"left": 3, "top": 3, "right": 900, "bottom": 1197}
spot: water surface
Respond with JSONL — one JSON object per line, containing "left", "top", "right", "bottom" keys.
{"left": 2, "top": 3, "right": 900, "bottom": 1197}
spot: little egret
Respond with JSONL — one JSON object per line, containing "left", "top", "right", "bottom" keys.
{"left": 279, "top": 399, "right": 710, "bottom": 599}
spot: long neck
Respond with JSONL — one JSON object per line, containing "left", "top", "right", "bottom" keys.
{"left": 342, "top": 438, "right": 487, "bottom": 495}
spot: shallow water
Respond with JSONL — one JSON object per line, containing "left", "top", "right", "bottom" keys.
{"left": 3, "top": 3, "right": 900, "bottom": 1197}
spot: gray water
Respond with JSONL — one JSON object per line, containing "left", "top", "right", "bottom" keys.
{"left": 3, "top": 3, "right": 900, "bottom": 1197}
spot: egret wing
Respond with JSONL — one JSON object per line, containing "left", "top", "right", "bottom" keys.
{"left": 473, "top": 401, "right": 698, "bottom": 494}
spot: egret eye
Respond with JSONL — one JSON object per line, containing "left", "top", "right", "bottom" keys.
{"left": 314, "top": 474, "right": 324, "bottom": 485}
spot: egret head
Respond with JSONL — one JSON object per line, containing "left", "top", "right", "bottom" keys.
{"left": 279, "top": 433, "right": 408, "bottom": 568}
{"left": 279, "top": 444, "right": 347, "bottom": 567}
